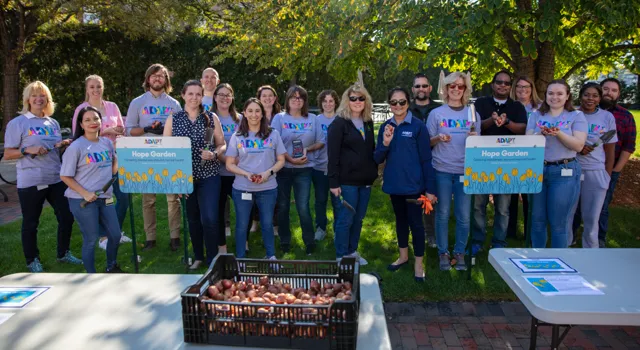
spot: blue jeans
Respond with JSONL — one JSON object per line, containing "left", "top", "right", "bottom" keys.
{"left": 312, "top": 169, "right": 334, "bottom": 231}
{"left": 276, "top": 167, "right": 314, "bottom": 248}
{"left": 435, "top": 171, "right": 471, "bottom": 255}
{"left": 598, "top": 171, "right": 621, "bottom": 245}
{"left": 99, "top": 175, "right": 128, "bottom": 237}
{"left": 530, "top": 162, "right": 581, "bottom": 248}
{"left": 333, "top": 185, "right": 371, "bottom": 258}
{"left": 68, "top": 198, "right": 121, "bottom": 273}
{"left": 233, "top": 188, "right": 278, "bottom": 258}
{"left": 471, "top": 194, "right": 511, "bottom": 248}
{"left": 186, "top": 175, "right": 220, "bottom": 265}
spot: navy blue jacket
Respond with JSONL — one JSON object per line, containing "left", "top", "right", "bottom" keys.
{"left": 374, "top": 112, "right": 436, "bottom": 195}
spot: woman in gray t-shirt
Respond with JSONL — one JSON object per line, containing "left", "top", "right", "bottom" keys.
{"left": 61, "top": 106, "right": 122, "bottom": 273}
{"left": 3, "top": 81, "right": 81, "bottom": 272}
{"left": 526, "top": 79, "right": 587, "bottom": 248}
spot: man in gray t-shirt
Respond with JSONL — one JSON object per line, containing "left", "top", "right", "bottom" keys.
{"left": 125, "top": 63, "right": 182, "bottom": 251}
{"left": 200, "top": 67, "right": 219, "bottom": 112}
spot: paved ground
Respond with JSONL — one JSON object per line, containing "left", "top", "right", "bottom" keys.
{"left": 385, "top": 302, "right": 640, "bottom": 349}
{"left": 0, "top": 184, "right": 22, "bottom": 225}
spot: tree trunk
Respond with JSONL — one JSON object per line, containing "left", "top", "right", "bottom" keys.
{"left": 2, "top": 52, "right": 20, "bottom": 135}
{"left": 534, "top": 41, "right": 555, "bottom": 95}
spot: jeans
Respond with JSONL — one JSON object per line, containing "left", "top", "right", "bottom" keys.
{"left": 276, "top": 167, "right": 314, "bottom": 248}
{"left": 186, "top": 175, "right": 221, "bottom": 265}
{"left": 333, "top": 185, "right": 371, "bottom": 258}
{"left": 233, "top": 188, "right": 278, "bottom": 258}
{"left": 17, "top": 181, "right": 75, "bottom": 265}
{"left": 471, "top": 194, "right": 511, "bottom": 248}
{"left": 312, "top": 169, "right": 334, "bottom": 231}
{"left": 508, "top": 194, "right": 529, "bottom": 238}
{"left": 69, "top": 198, "right": 121, "bottom": 273}
{"left": 530, "top": 162, "right": 581, "bottom": 248}
{"left": 434, "top": 171, "right": 471, "bottom": 255}
{"left": 99, "top": 175, "right": 128, "bottom": 237}
{"left": 390, "top": 194, "right": 425, "bottom": 257}
{"left": 598, "top": 171, "right": 621, "bottom": 245}
{"left": 217, "top": 176, "right": 234, "bottom": 247}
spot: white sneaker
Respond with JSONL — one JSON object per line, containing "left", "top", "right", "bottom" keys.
{"left": 267, "top": 256, "right": 280, "bottom": 272}
{"left": 225, "top": 226, "right": 231, "bottom": 237}
{"left": 189, "top": 260, "right": 203, "bottom": 270}
{"left": 98, "top": 238, "right": 108, "bottom": 250}
{"left": 314, "top": 228, "right": 327, "bottom": 241}
{"left": 119, "top": 233, "right": 132, "bottom": 243}
{"left": 348, "top": 252, "right": 368, "bottom": 266}
{"left": 250, "top": 221, "right": 259, "bottom": 233}
{"left": 273, "top": 226, "right": 279, "bottom": 236}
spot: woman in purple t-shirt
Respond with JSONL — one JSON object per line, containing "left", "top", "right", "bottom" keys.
{"left": 3, "top": 81, "right": 81, "bottom": 272}
{"left": 61, "top": 106, "right": 122, "bottom": 273}
{"left": 526, "top": 80, "right": 587, "bottom": 248}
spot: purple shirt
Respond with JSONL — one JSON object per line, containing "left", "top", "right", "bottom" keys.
{"left": 125, "top": 91, "right": 181, "bottom": 136}
{"left": 218, "top": 114, "right": 241, "bottom": 176}
{"left": 526, "top": 110, "right": 588, "bottom": 162}
{"left": 60, "top": 136, "right": 115, "bottom": 199}
{"left": 271, "top": 112, "right": 319, "bottom": 168}
{"left": 4, "top": 113, "right": 63, "bottom": 188}
{"left": 226, "top": 130, "right": 286, "bottom": 191}
{"left": 311, "top": 114, "right": 335, "bottom": 172}
{"left": 577, "top": 108, "right": 618, "bottom": 171}
{"left": 427, "top": 105, "right": 481, "bottom": 174}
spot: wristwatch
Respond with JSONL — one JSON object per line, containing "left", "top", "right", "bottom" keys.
{"left": 20, "top": 147, "right": 27, "bottom": 156}
{"left": 503, "top": 118, "right": 511, "bottom": 126}
{"left": 270, "top": 169, "right": 275, "bottom": 176}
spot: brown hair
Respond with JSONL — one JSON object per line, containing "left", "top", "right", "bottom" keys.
{"left": 510, "top": 75, "right": 542, "bottom": 108}
{"left": 257, "top": 85, "right": 282, "bottom": 119}
{"left": 237, "top": 98, "right": 273, "bottom": 140}
{"left": 143, "top": 63, "right": 172, "bottom": 94}
{"left": 317, "top": 90, "right": 340, "bottom": 114}
{"left": 538, "top": 79, "right": 575, "bottom": 115}
{"left": 212, "top": 83, "right": 239, "bottom": 123}
{"left": 181, "top": 80, "right": 210, "bottom": 126}
{"left": 284, "top": 85, "right": 310, "bottom": 117}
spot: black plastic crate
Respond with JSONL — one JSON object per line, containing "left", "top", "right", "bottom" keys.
{"left": 181, "top": 254, "right": 360, "bottom": 349}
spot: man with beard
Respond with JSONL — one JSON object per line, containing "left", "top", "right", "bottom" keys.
{"left": 598, "top": 78, "right": 636, "bottom": 247}
{"left": 125, "top": 63, "right": 183, "bottom": 251}
{"left": 471, "top": 71, "right": 527, "bottom": 255}
{"left": 201, "top": 68, "right": 219, "bottom": 112}
{"left": 409, "top": 73, "right": 441, "bottom": 247}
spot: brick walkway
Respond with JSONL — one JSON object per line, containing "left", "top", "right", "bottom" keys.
{"left": 385, "top": 302, "right": 640, "bottom": 349}
{"left": 0, "top": 184, "right": 22, "bottom": 225}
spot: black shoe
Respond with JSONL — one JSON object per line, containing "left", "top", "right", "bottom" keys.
{"left": 306, "top": 245, "right": 316, "bottom": 256}
{"left": 170, "top": 238, "right": 180, "bottom": 251}
{"left": 142, "top": 240, "right": 156, "bottom": 251}
{"left": 106, "top": 264, "right": 125, "bottom": 273}
{"left": 387, "top": 260, "right": 408, "bottom": 271}
{"left": 280, "top": 244, "right": 290, "bottom": 253}
{"left": 414, "top": 275, "right": 425, "bottom": 283}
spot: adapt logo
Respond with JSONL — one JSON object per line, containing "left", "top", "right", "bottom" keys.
{"left": 496, "top": 137, "right": 515, "bottom": 144}
{"left": 144, "top": 139, "right": 162, "bottom": 145}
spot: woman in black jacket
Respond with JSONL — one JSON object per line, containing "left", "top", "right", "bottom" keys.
{"left": 327, "top": 76, "right": 378, "bottom": 265}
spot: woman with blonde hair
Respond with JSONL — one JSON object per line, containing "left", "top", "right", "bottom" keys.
{"left": 3, "top": 81, "right": 81, "bottom": 272}
{"left": 72, "top": 75, "right": 131, "bottom": 248}
{"left": 427, "top": 71, "right": 480, "bottom": 271}
{"left": 328, "top": 75, "right": 377, "bottom": 265}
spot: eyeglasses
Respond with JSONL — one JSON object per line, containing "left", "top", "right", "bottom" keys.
{"left": 150, "top": 74, "right": 166, "bottom": 80}
{"left": 216, "top": 93, "right": 233, "bottom": 99}
{"left": 516, "top": 85, "right": 532, "bottom": 90}
{"left": 413, "top": 84, "right": 430, "bottom": 89}
{"left": 448, "top": 84, "right": 466, "bottom": 91}
{"left": 349, "top": 96, "right": 366, "bottom": 102}
{"left": 494, "top": 80, "right": 512, "bottom": 86}
{"left": 290, "top": 96, "right": 304, "bottom": 101}
{"left": 389, "top": 99, "right": 408, "bottom": 106}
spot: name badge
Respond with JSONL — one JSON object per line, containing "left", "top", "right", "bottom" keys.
{"left": 561, "top": 169, "right": 573, "bottom": 177}
{"left": 105, "top": 197, "right": 115, "bottom": 206}
{"left": 580, "top": 174, "right": 585, "bottom": 181}
{"left": 241, "top": 192, "right": 252, "bottom": 201}
{"left": 36, "top": 185, "right": 48, "bottom": 191}
{"left": 459, "top": 176, "right": 465, "bottom": 183}
{"left": 401, "top": 131, "right": 413, "bottom": 137}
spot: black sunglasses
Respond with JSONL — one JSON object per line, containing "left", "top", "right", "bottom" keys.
{"left": 494, "top": 79, "right": 512, "bottom": 86}
{"left": 389, "top": 99, "right": 408, "bottom": 106}
{"left": 349, "top": 96, "right": 366, "bottom": 102}
{"left": 413, "top": 84, "right": 430, "bottom": 89}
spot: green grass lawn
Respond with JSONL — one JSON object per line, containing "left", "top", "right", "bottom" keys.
{"left": 631, "top": 110, "right": 639, "bottom": 158}
{"left": 2, "top": 185, "right": 640, "bottom": 302}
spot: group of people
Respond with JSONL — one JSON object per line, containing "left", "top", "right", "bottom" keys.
{"left": 4, "top": 63, "right": 635, "bottom": 282}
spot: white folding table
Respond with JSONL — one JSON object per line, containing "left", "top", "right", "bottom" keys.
{"left": 0, "top": 273, "right": 390, "bottom": 350}
{"left": 489, "top": 248, "right": 640, "bottom": 349}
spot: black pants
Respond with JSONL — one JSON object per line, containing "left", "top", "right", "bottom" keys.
{"left": 17, "top": 181, "right": 75, "bottom": 265}
{"left": 507, "top": 194, "right": 529, "bottom": 239}
{"left": 217, "top": 176, "right": 235, "bottom": 246}
{"left": 390, "top": 194, "right": 425, "bottom": 257}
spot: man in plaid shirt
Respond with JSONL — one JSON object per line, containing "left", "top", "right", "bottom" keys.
{"left": 598, "top": 78, "right": 637, "bottom": 247}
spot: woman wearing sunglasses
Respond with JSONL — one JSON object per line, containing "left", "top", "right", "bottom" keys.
{"left": 427, "top": 71, "right": 480, "bottom": 272}
{"left": 374, "top": 87, "right": 436, "bottom": 282}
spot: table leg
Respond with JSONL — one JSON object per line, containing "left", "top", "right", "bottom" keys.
{"left": 551, "top": 324, "right": 560, "bottom": 349}
{"left": 529, "top": 316, "right": 572, "bottom": 350}
{"left": 529, "top": 317, "right": 538, "bottom": 350}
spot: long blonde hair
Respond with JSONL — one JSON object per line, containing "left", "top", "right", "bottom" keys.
{"left": 510, "top": 75, "right": 542, "bottom": 108}
{"left": 84, "top": 74, "right": 104, "bottom": 102}
{"left": 21, "top": 81, "right": 55, "bottom": 116}
{"left": 336, "top": 71, "right": 373, "bottom": 122}
{"left": 437, "top": 71, "right": 473, "bottom": 105}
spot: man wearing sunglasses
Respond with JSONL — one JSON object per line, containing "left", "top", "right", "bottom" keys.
{"left": 470, "top": 71, "right": 527, "bottom": 256}
{"left": 408, "top": 73, "right": 441, "bottom": 248}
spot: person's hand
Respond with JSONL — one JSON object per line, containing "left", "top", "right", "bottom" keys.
{"left": 438, "top": 133, "right": 451, "bottom": 143}
{"left": 245, "top": 173, "right": 256, "bottom": 182}
{"left": 82, "top": 191, "right": 98, "bottom": 203}
{"left": 330, "top": 187, "right": 342, "bottom": 197}
{"left": 383, "top": 124, "right": 395, "bottom": 146}
{"left": 25, "top": 146, "right": 48, "bottom": 156}
{"left": 201, "top": 149, "right": 215, "bottom": 160}
{"left": 256, "top": 170, "right": 270, "bottom": 183}
{"left": 426, "top": 193, "right": 437, "bottom": 203}
{"left": 54, "top": 139, "right": 72, "bottom": 148}
{"left": 579, "top": 145, "right": 595, "bottom": 155}
{"left": 290, "top": 155, "right": 308, "bottom": 165}
{"left": 494, "top": 112, "right": 507, "bottom": 127}
{"left": 113, "top": 126, "right": 125, "bottom": 135}
{"left": 468, "top": 131, "right": 478, "bottom": 136}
